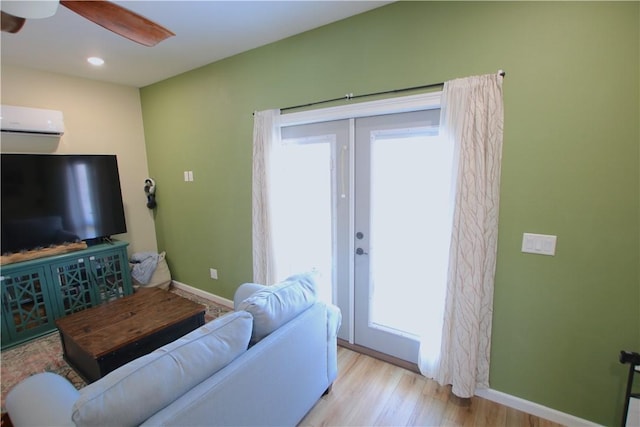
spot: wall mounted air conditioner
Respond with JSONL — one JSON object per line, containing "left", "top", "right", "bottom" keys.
{"left": 1, "top": 105, "right": 64, "bottom": 137}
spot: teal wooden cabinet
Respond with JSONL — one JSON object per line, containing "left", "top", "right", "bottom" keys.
{"left": 1, "top": 241, "right": 132, "bottom": 349}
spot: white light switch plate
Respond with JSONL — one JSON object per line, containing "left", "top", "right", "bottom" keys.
{"left": 522, "top": 233, "right": 557, "bottom": 256}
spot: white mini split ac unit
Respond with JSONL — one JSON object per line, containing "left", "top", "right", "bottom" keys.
{"left": 1, "top": 105, "right": 65, "bottom": 137}
{"left": 1, "top": 105, "right": 65, "bottom": 152}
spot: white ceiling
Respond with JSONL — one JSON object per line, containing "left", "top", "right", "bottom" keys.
{"left": 1, "top": 1, "right": 391, "bottom": 88}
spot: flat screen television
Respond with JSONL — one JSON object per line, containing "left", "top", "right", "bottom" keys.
{"left": 1, "top": 154, "right": 127, "bottom": 254}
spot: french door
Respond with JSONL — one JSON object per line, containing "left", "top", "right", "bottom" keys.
{"left": 353, "top": 110, "right": 452, "bottom": 363}
{"left": 275, "top": 96, "right": 452, "bottom": 364}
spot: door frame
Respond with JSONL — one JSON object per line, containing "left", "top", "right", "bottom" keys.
{"left": 280, "top": 92, "right": 442, "bottom": 127}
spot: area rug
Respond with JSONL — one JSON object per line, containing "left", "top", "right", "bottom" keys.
{"left": 0, "top": 286, "right": 230, "bottom": 413}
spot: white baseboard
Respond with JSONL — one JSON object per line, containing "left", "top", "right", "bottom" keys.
{"left": 475, "top": 388, "right": 602, "bottom": 426}
{"left": 171, "top": 280, "right": 234, "bottom": 309}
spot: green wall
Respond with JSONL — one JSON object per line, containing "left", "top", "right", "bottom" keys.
{"left": 140, "top": 2, "right": 639, "bottom": 425}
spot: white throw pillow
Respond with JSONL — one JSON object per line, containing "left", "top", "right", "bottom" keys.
{"left": 72, "top": 310, "right": 253, "bottom": 427}
{"left": 238, "top": 273, "right": 317, "bottom": 343}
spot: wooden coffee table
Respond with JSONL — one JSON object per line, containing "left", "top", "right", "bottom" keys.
{"left": 56, "top": 287, "right": 206, "bottom": 383}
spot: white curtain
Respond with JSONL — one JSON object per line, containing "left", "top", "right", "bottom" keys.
{"left": 251, "top": 109, "right": 280, "bottom": 285}
{"left": 419, "top": 73, "right": 504, "bottom": 398}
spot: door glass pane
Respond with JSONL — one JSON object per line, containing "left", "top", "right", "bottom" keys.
{"left": 270, "top": 137, "right": 333, "bottom": 303}
{"left": 369, "top": 130, "right": 453, "bottom": 337}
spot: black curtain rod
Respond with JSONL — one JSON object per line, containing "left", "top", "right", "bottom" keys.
{"left": 280, "top": 81, "right": 444, "bottom": 112}
{"left": 254, "top": 70, "right": 506, "bottom": 115}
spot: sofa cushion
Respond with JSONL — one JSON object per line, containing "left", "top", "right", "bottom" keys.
{"left": 238, "top": 273, "right": 317, "bottom": 343}
{"left": 72, "top": 310, "right": 253, "bottom": 427}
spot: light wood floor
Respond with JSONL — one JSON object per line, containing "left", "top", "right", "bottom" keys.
{"left": 300, "top": 347, "right": 564, "bottom": 427}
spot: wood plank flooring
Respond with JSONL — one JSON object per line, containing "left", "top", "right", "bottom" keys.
{"left": 300, "top": 347, "right": 564, "bottom": 427}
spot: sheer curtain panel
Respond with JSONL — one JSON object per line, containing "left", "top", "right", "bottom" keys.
{"left": 252, "top": 109, "right": 281, "bottom": 285}
{"left": 419, "top": 73, "right": 504, "bottom": 398}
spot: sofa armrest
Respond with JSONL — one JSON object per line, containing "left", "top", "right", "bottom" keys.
{"left": 6, "top": 373, "right": 79, "bottom": 427}
{"left": 326, "top": 303, "right": 342, "bottom": 381}
{"left": 233, "top": 283, "right": 267, "bottom": 310}
{"left": 326, "top": 303, "right": 342, "bottom": 338}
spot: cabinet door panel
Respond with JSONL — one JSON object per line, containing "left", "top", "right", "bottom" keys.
{"left": 50, "top": 257, "right": 95, "bottom": 316}
{"left": 89, "top": 250, "right": 132, "bottom": 303}
{"left": 0, "top": 267, "right": 56, "bottom": 346}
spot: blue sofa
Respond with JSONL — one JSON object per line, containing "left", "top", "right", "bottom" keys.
{"left": 6, "top": 275, "right": 341, "bottom": 427}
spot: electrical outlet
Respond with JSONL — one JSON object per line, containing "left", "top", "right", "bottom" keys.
{"left": 209, "top": 268, "right": 218, "bottom": 280}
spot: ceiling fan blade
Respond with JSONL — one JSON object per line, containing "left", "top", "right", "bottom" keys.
{"left": 60, "top": 0, "right": 174, "bottom": 47}
{"left": 1, "top": 11, "right": 26, "bottom": 33}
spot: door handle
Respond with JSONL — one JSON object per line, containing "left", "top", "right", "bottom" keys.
{"left": 355, "top": 248, "right": 368, "bottom": 255}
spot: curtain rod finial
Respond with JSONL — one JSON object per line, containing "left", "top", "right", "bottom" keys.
{"left": 498, "top": 69, "right": 506, "bottom": 77}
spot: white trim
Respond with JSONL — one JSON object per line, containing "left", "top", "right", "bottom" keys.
{"left": 475, "top": 388, "right": 602, "bottom": 426}
{"left": 347, "top": 118, "right": 356, "bottom": 344}
{"left": 171, "top": 280, "right": 234, "bottom": 309}
{"left": 280, "top": 92, "right": 442, "bottom": 127}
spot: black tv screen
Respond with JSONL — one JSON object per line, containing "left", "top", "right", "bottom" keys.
{"left": 1, "top": 154, "right": 127, "bottom": 254}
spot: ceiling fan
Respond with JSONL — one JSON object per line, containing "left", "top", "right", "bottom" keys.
{"left": 0, "top": 0, "right": 174, "bottom": 47}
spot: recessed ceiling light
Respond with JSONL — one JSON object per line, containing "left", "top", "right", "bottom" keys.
{"left": 87, "top": 57, "right": 105, "bottom": 66}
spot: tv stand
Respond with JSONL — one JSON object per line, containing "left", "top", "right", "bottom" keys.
{"left": 0, "top": 241, "right": 133, "bottom": 349}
